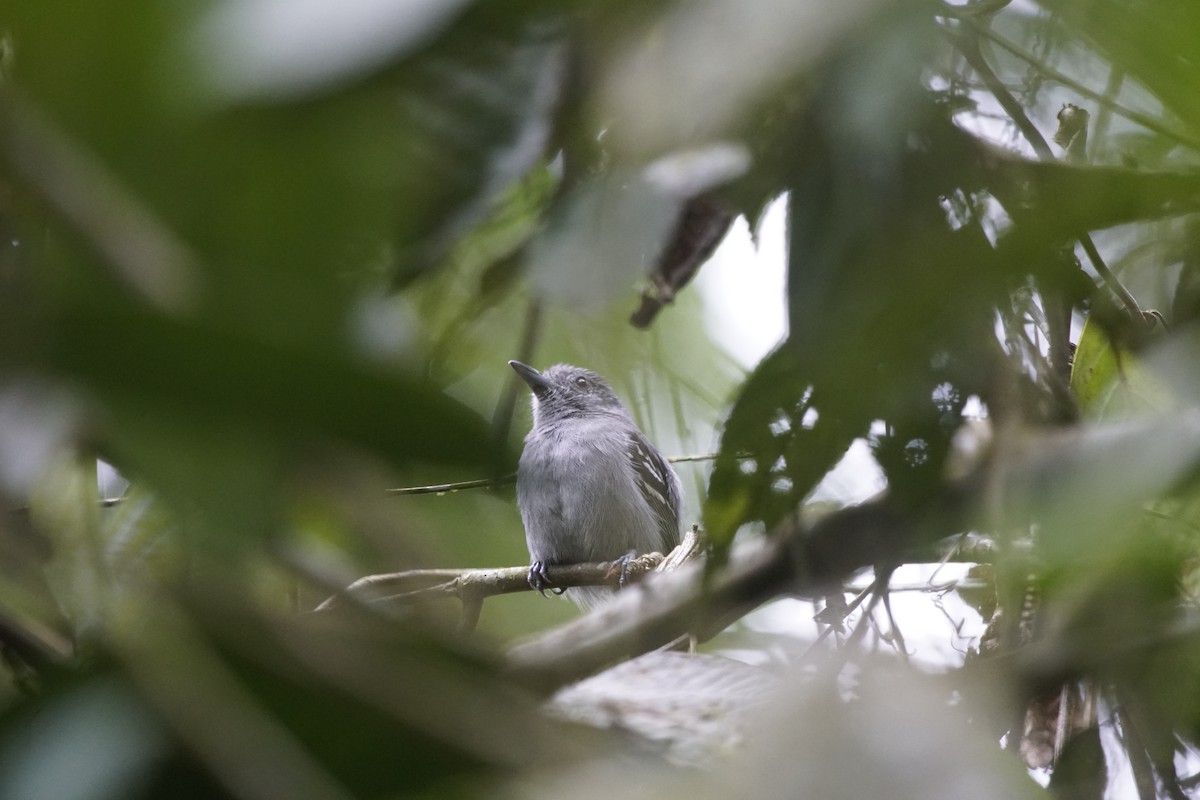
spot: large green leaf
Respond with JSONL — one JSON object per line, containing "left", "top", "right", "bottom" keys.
{"left": 1069, "top": 315, "right": 1172, "bottom": 418}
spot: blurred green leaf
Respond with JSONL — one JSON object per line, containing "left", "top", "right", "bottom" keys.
{"left": 0, "top": 677, "right": 169, "bottom": 800}
{"left": 704, "top": 345, "right": 866, "bottom": 548}
{"left": 1069, "top": 315, "right": 1172, "bottom": 418}
{"left": 193, "top": 0, "right": 474, "bottom": 101}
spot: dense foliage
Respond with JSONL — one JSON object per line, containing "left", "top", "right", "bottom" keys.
{"left": 3, "top": 1, "right": 1200, "bottom": 797}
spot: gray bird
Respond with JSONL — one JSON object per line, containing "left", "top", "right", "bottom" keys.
{"left": 509, "top": 360, "right": 683, "bottom": 609}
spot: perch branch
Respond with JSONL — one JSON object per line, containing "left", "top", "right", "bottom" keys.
{"left": 315, "top": 553, "right": 666, "bottom": 614}
{"left": 504, "top": 495, "right": 960, "bottom": 693}
{"left": 317, "top": 528, "right": 706, "bottom": 633}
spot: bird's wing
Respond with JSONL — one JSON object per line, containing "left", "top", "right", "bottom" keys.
{"left": 627, "top": 431, "right": 683, "bottom": 553}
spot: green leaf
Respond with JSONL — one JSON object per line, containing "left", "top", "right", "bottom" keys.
{"left": 1069, "top": 315, "right": 1172, "bottom": 419}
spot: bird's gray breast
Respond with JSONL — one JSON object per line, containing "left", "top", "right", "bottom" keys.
{"left": 516, "top": 423, "right": 658, "bottom": 565}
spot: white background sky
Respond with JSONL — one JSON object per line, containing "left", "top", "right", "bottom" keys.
{"left": 695, "top": 196, "right": 789, "bottom": 369}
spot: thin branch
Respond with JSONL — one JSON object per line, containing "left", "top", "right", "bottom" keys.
{"left": 314, "top": 553, "right": 666, "bottom": 614}
{"left": 317, "top": 528, "right": 708, "bottom": 636}
{"left": 846, "top": 581, "right": 888, "bottom": 650}
{"left": 387, "top": 477, "right": 513, "bottom": 496}
{"left": 667, "top": 452, "right": 749, "bottom": 464}
{"left": 385, "top": 453, "right": 747, "bottom": 495}
{"left": 954, "top": 32, "right": 1054, "bottom": 159}
{"left": 1076, "top": 235, "right": 1146, "bottom": 323}
{"left": 800, "top": 584, "right": 873, "bottom": 661}
{"left": 67, "top": 454, "right": 746, "bottom": 507}
{"left": 879, "top": 586, "right": 912, "bottom": 662}
{"left": 855, "top": 578, "right": 989, "bottom": 593}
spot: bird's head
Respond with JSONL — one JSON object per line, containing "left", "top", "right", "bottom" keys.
{"left": 508, "top": 361, "right": 629, "bottom": 424}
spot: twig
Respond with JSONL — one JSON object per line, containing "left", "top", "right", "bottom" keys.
{"left": 799, "top": 584, "right": 873, "bottom": 661}
{"left": 1076, "top": 235, "right": 1146, "bottom": 323}
{"left": 852, "top": 579, "right": 989, "bottom": 593}
{"left": 387, "top": 477, "right": 513, "bottom": 496}
{"left": 317, "top": 531, "right": 711, "bottom": 633}
{"left": 385, "top": 453, "right": 747, "bottom": 495}
{"left": 879, "top": 587, "right": 911, "bottom": 662}
{"left": 658, "top": 526, "right": 706, "bottom": 572}
{"left": 64, "top": 453, "right": 746, "bottom": 507}
{"left": 846, "top": 582, "right": 888, "bottom": 650}
{"left": 667, "top": 452, "right": 750, "bottom": 464}
{"left": 954, "top": 32, "right": 1054, "bottom": 159}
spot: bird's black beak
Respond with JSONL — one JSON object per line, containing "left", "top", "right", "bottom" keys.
{"left": 509, "top": 360, "right": 552, "bottom": 396}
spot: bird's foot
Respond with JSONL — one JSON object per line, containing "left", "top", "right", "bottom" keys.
{"left": 528, "top": 561, "right": 564, "bottom": 597}
{"left": 606, "top": 549, "right": 639, "bottom": 589}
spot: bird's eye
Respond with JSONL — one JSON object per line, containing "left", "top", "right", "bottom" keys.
{"left": 574, "top": 376, "right": 589, "bottom": 389}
